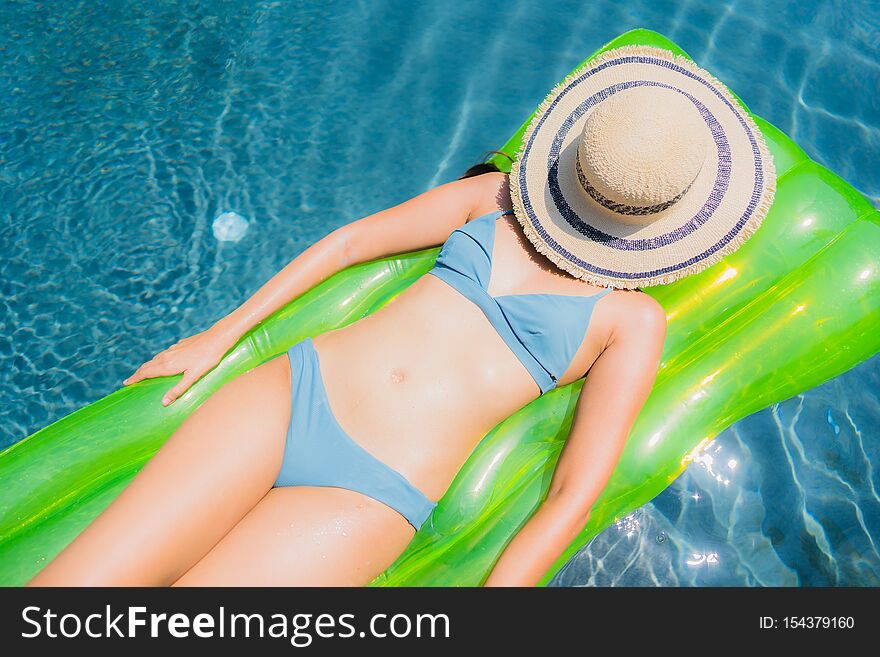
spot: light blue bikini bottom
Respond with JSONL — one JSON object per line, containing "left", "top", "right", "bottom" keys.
{"left": 273, "top": 336, "right": 437, "bottom": 531}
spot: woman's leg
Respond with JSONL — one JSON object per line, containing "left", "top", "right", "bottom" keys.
{"left": 27, "top": 353, "right": 294, "bottom": 587}
{"left": 172, "top": 486, "right": 416, "bottom": 586}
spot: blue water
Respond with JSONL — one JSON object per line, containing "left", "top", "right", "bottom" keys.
{"left": 1, "top": 0, "right": 878, "bottom": 585}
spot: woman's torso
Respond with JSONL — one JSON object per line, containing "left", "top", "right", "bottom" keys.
{"left": 311, "top": 195, "right": 617, "bottom": 501}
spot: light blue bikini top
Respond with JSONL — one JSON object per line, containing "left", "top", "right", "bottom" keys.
{"left": 427, "top": 209, "right": 613, "bottom": 394}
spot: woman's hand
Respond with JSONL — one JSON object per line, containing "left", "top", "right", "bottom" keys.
{"left": 122, "top": 326, "right": 239, "bottom": 406}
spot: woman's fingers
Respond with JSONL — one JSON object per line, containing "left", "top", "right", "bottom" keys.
{"left": 123, "top": 357, "right": 178, "bottom": 385}
{"left": 123, "top": 363, "right": 155, "bottom": 385}
{"left": 122, "top": 366, "right": 149, "bottom": 385}
{"left": 161, "top": 370, "right": 200, "bottom": 406}
{"left": 122, "top": 359, "right": 203, "bottom": 405}
{"left": 119, "top": 329, "right": 227, "bottom": 394}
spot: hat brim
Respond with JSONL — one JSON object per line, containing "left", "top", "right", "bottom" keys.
{"left": 509, "top": 45, "right": 776, "bottom": 289}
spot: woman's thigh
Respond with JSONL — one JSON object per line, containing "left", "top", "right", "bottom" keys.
{"left": 27, "top": 353, "right": 294, "bottom": 587}
{"left": 172, "top": 486, "right": 416, "bottom": 586}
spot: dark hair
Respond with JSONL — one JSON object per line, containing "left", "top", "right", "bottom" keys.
{"left": 458, "top": 150, "right": 515, "bottom": 180}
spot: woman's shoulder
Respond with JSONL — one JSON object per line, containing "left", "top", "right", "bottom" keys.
{"left": 466, "top": 171, "right": 512, "bottom": 218}
{"left": 606, "top": 288, "right": 667, "bottom": 336}
{"left": 478, "top": 170, "right": 510, "bottom": 195}
{"left": 476, "top": 170, "right": 509, "bottom": 185}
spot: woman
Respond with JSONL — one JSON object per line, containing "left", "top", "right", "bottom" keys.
{"left": 27, "top": 46, "right": 774, "bottom": 587}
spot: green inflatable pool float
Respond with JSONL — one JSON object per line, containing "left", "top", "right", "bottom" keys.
{"left": 2, "top": 29, "right": 878, "bottom": 587}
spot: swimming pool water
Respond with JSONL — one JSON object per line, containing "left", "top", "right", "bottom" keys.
{"left": 1, "top": 0, "right": 878, "bottom": 585}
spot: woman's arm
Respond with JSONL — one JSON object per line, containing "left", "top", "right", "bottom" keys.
{"left": 210, "top": 172, "right": 500, "bottom": 342}
{"left": 483, "top": 292, "right": 667, "bottom": 586}
{"left": 126, "top": 172, "right": 505, "bottom": 404}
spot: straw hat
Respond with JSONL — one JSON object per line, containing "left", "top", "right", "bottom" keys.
{"left": 509, "top": 45, "right": 776, "bottom": 289}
